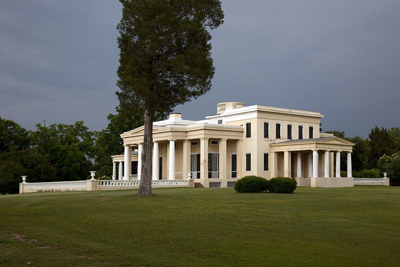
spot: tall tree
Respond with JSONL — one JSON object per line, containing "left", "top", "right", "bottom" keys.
{"left": 368, "top": 126, "right": 394, "bottom": 168}
{"left": 0, "top": 117, "right": 31, "bottom": 152}
{"left": 116, "top": 0, "right": 224, "bottom": 195}
{"left": 31, "top": 121, "right": 95, "bottom": 181}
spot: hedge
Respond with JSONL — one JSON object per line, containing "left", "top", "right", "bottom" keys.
{"left": 267, "top": 177, "right": 297, "bottom": 193}
{"left": 234, "top": 176, "right": 268, "bottom": 193}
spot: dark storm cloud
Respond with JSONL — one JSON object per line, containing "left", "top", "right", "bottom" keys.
{"left": 0, "top": 0, "right": 399, "bottom": 137}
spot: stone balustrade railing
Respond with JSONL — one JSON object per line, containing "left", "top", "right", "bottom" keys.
{"left": 354, "top": 178, "right": 390, "bottom": 186}
{"left": 20, "top": 179, "right": 192, "bottom": 194}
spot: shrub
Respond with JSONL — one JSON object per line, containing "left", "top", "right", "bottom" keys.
{"left": 234, "top": 176, "right": 268, "bottom": 193}
{"left": 267, "top": 177, "right": 297, "bottom": 193}
{"left": 353, "top": 169, "right": 380, "bottom": 178}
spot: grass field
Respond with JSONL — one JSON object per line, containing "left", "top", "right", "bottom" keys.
{"left": 1, "top": 186, "right": 400, "bottom": 266}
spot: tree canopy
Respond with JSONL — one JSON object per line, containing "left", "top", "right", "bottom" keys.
{"left": 116, "top": 0, "right": 224, "bottom": 195}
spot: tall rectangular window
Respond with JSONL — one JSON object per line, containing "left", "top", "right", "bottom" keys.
{"left": 246, "top": 122, "right": 251, "bottom": 138}
{"left": 299, "top": 126, "right": 303, "bottom": 140}
{"left": 309, "top": 126, "right": 314, "bottom": 139}
{"left": 288, "top": 125, "right": 292, "bottom": 140}
{"left": 264, "top": 122, "right": 269, "bottom": 138}
{"left": 276, "top": 123, "right": 281, "bottom": 139}
{"left": 264, "top": 153, "right": 269, "bottom": 171}
{"left": 246, "top": 153, "right": 251, "bottom": 171}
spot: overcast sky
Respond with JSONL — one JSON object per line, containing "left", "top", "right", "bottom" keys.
{"left": 1, "top": 0, "right": 399, "bottom": 138}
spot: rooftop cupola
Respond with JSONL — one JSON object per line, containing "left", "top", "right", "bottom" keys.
{"left": 217, "top": 102, "right": 245, "bottom": 114}
{"left": 169, "top": 113, "right": 182, "bottom": 120}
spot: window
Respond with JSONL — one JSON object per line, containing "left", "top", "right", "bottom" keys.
{"left": 288, "top": 125, "right": 292, "bottom": 140}
{"left": 246, "top": 122, "right": 251, "bottom": 138}
{"left": 208, "top": 153, "right": 219, "bottom": 178}
{"left": 191, "top": 141, "right": 198, "bottom": 146}
{"left": 210, "top": 140, "right": 218, "bottom": 146}
{"left": 231, "top": 154, "right": 237, "bottom": 178}
{"left": 264, "top": 153, "right": 269, "bottom": 171}
{"left": 309, "top": 126, "right": 314, "bottom": 139}
{"left": 227, "top": 182, "right": 236, "bottom": 187}
{"left": 299, "top": 126, "right": 303, "bottom": 140}
{"left": 264, "top": 122, "right": 269, "bottom": 138}
{"left": 218, "top": 119, "right": 222, "bottom": 124}
{"left": 276, "top": 123, "right": 281, "bottom": 139}
{"left": 246, "top": 153, "right": 251, "bottom": 171}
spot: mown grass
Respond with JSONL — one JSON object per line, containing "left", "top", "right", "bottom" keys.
{"left": 1, "top": 186, "right": 400, "bottom": 266}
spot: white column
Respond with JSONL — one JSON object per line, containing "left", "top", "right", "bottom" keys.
{"left": 336, "top": 152, "right": 341, "bottom": 177}
{"left": 112, "top": 162, "right": 116, "bottom": 180}
{"left": 324, "top": 151, "right": 330, "bottom": 178}
{"left": 138, "top": 144, "right": 143, "bottom": 180}
{"left": 284, "top": 151, "right": 290, "bottom": 178}
{"left": 270, "top": 152, "right": 276, "bottom": 178}
{"left": 297, "top": 153, "right": 302, "bottom": 178}
{"left": 124, "top": 146, "right": 131, "bottom": 180}
{"left": 219, "top": 139, "right": 227, "bottom": 179}
{"left": 200, "top": 138, "right": 209, "bottom": 179}
{"left": 152, "top": 142, "right": 159, "bottom": 180}
{"left": 118, "top": 161, "right": 123, "bottom": 180}
{"left": 308, "top": 153, "right": 313, "bottom": 177}
{"left": 182, "top": 140, "right": 190, "bottom": 179}
{"left": 312, "top": 150, "right": 318, "bottom": 178}
{"left": 169, "top": 140, "right": 175, "bottom": 180}
{"left": 347, "top": 152, "right": 352, "bottom": 178}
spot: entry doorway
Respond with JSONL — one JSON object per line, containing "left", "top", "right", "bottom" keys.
{"left": 190, "top": 154, "right": 200, "bottom": 178}
{"left": 231, "top": 154, "right": 237, "bottom": 178}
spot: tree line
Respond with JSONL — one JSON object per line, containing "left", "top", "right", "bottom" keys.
{"left": 0, "top": 113, "right": 142, "bottom": 194}
{"left": 1, "top": 113, "right": 399, "bottom": 194}
{"left": 326, "top": 127, "right": 400, "bottom": 185}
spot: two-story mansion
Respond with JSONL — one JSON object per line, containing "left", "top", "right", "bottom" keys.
{"left": 111, "top": 102, "right": 355, "bottom": 188}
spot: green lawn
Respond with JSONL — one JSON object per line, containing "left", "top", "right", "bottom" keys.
{"left": 1, "top": 186, "right": 400, "bottom": 266}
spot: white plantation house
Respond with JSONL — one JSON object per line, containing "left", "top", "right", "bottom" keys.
{"left": 112, "top": 102, "right": 356, "bottom": 188}
{"left": 20, "top": 102, "right": 391, "bottom": 194}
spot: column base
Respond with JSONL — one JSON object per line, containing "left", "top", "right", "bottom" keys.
{"left": 311, "top": 177, "right": 354, "bottom": 188}
{"left": 295, "top": 177, "right": 312, "bottom": 187}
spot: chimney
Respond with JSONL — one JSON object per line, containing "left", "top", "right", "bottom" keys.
{"left": 169, "top": 113, "right": 182, "bottom": 120}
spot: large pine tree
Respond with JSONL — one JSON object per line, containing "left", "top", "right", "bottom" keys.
{"left": 116, "top": 0, "right": 224, "bottom": 195}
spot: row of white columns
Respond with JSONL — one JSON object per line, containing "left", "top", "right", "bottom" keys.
{"left": 117, "top": 138, "right": 235, "bottom": 181}
{"left": 305, "top": 150, "right": 352, "bottom": 178}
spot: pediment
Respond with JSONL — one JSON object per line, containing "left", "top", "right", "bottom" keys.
{"left": 120, "top": 125, "right": 169, "bottom": 138}
{"left": 318, "top": 137, "right": 355, "bottom": 146}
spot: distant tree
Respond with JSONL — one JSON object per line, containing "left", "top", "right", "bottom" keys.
{"left": 348, "top": 136, "right": 370, "bottom": 172}
{"left": 0, "top": 117, "right": 31, "bottom": 152}
{"left": 388, "top": 127, "right": 400, "bottom": 152}
{"left": 0, "top": 149, "right": 57, "bottom": 194}
{"left": 94, "top": 112, "right": 143, "bottom": 169}
{"left": 116, "top": 0, "right": 224, "bottom": 195}
{"left": 368, "top": 126, "right": 394, "bottom": 168}
{"left": 325, "top": 130, "right": 345, "bottom": 138}
{"left": 378, "top": 152, "right": 400, "bottom": 186}
{"left": 31, "top": 121, "right": 95, "bottom": 181}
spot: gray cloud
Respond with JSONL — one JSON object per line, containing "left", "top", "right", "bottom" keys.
{"left": 0, "top": 0, "right": 399, "bottom": 138}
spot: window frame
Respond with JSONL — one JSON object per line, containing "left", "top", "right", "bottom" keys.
{"left": 246, "top": 122, "right": 251, "bottom": 138}
{"left": 264, "top": 122, "right": 269, "bottom": 138}
{"left": 276, "top": 123, "right": 281, "bottom": 139}
{"left": 245, "top": 153, "right": 251, "bottom": 171}
{"left": 264, "top": 153, "right": 269, "bottom": 171}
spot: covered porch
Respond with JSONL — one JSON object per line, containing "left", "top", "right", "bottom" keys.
{"left": 114, "top": 124, "right": 244, "bottom": 188}
{"left": 270, "top": 137, "right": 355, "bottom": 188}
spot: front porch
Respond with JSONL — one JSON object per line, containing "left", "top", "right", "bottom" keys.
{"left": 270, "top": 137, "right": 355, "bottom": 188}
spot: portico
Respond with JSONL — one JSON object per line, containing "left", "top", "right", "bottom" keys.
{"left": 270, "top": 137, "right": 354, "bottom": 187}
{"left": 114, "top": 122, "right": 244, "bottom": 188}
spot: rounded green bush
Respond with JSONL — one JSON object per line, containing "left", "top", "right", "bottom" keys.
{"left": 234, "top": 176, "right": 268, "bottom": 193}
{"left": 267, "top": 177, "right": 297, "bottom": 193}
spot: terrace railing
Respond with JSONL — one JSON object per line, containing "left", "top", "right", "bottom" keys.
{"left": 353, "top": 178, "right": 390, "bottom": 186}
{"left": 20, "top": 179, "right": 192, "bottom": 194}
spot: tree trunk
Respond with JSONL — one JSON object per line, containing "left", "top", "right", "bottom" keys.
{"left": 138, "top": 109, "right": 153, "bottom": 195}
